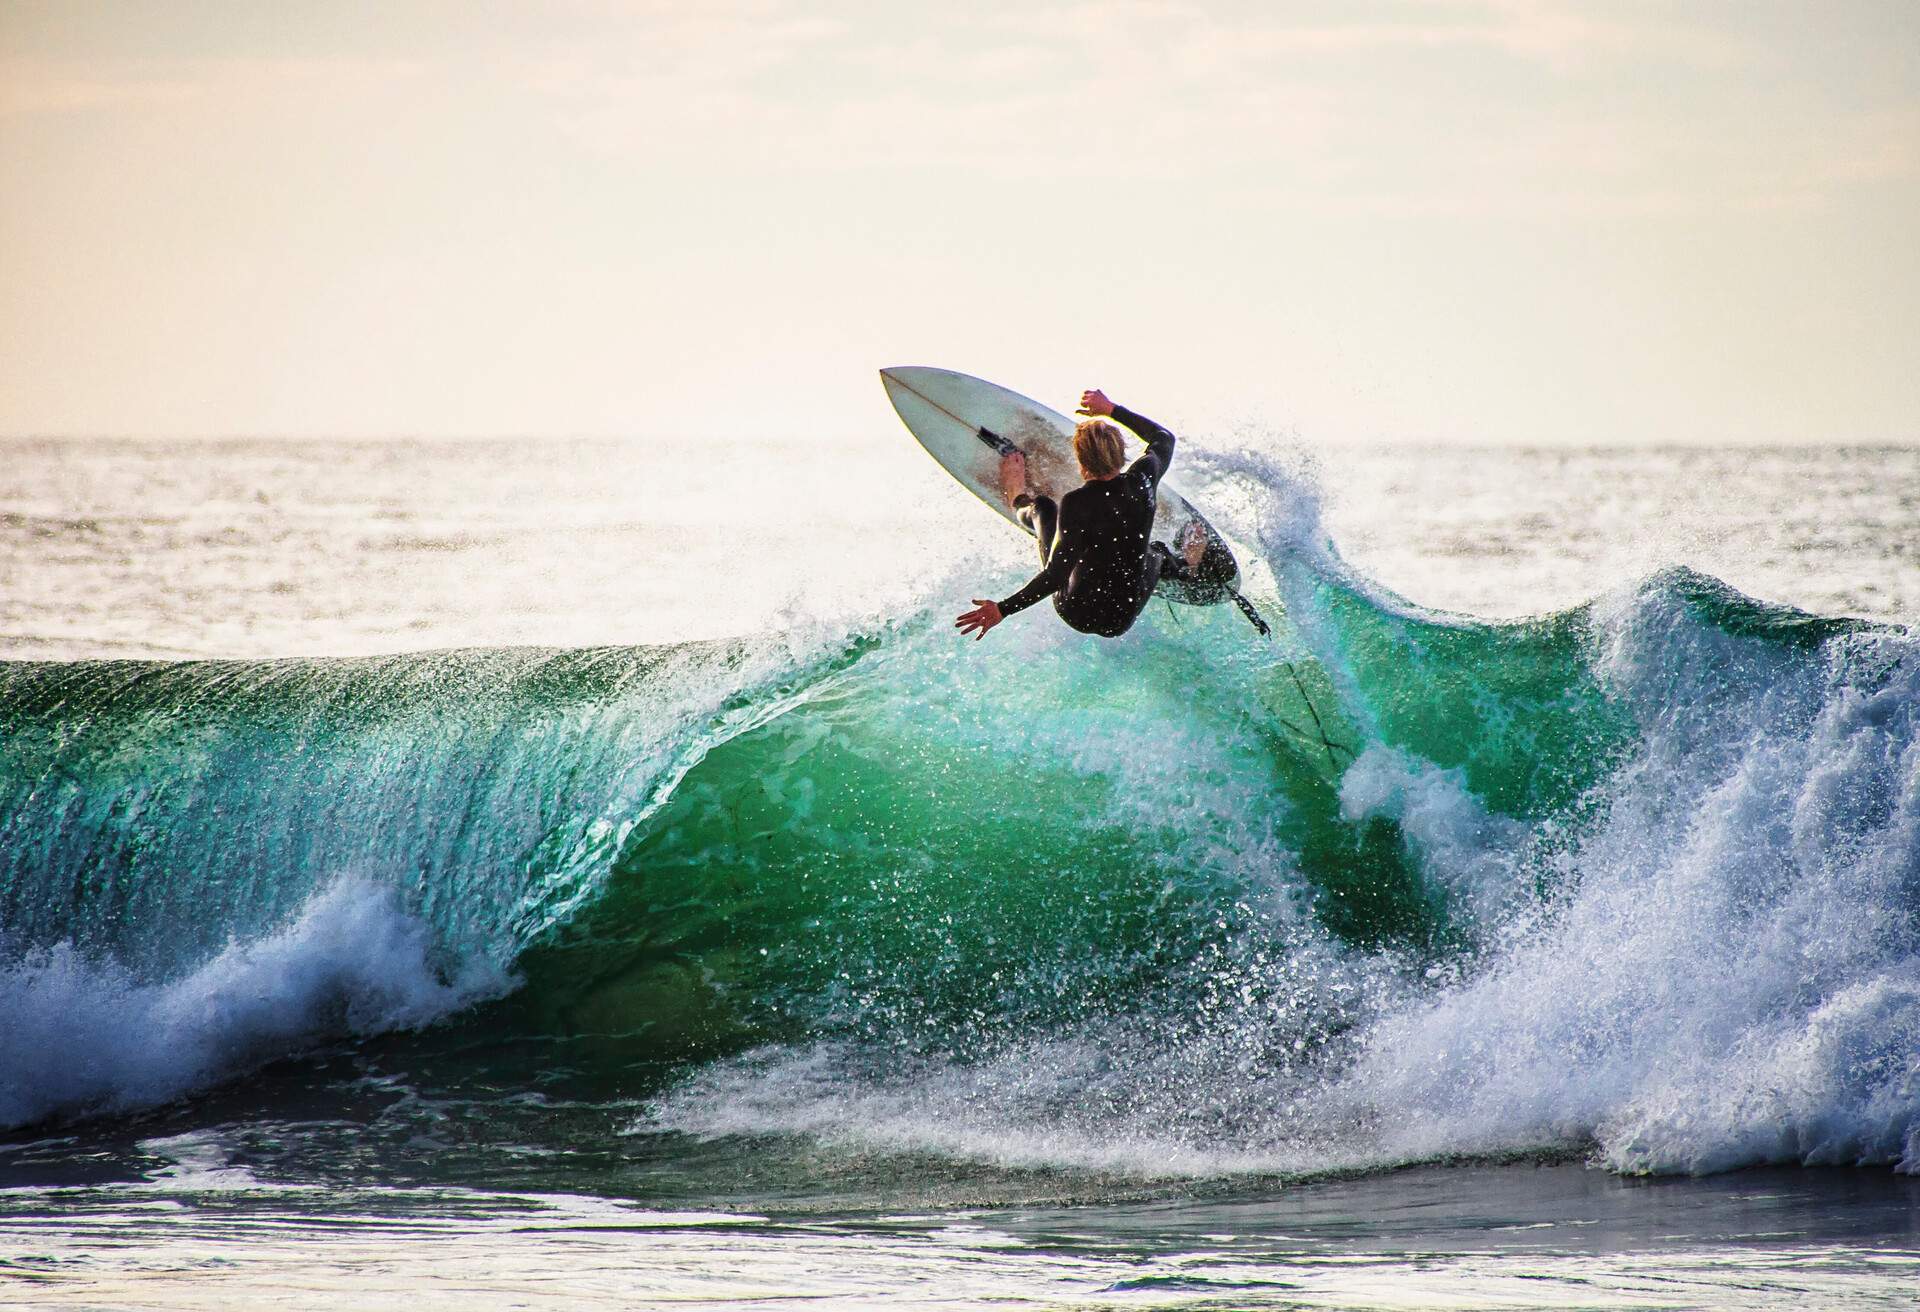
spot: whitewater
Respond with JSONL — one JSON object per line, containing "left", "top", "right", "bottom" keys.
{"left": 1, "top": 436, "right": 1916, "bottom": 1308}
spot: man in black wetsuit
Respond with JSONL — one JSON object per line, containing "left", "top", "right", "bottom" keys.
{"left": 955, "top": 388, "right": 1193, "bottom": 641}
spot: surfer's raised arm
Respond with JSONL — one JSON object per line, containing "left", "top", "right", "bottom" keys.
{"left": 1121, "top": 416, "right": 1178, "bottom": 485}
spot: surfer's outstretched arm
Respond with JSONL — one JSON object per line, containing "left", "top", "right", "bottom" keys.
{"left": 996, "top": 530, "right": 1075, "bottom": 620}
{"left": 956, "top": 504, "right": 1076, "bottom": 638}
{"left": 956, "top": 500, "right": 1081, "bottom": 638}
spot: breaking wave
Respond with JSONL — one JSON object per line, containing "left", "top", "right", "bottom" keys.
{"left": 2, "top": 454, "right": 1914, "bottom": 1178}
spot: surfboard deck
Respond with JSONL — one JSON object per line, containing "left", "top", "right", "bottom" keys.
{"left": 879, "top": 366, "right": 1239, "bottom": 606}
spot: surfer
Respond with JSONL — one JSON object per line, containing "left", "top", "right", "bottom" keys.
{"left": 955, "top": 389, "right": 1201, "bottom": 640}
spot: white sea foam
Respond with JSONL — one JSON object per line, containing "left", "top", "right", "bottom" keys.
{"left": 1349, "top": 613, "right": 1920, "bottom": 1175}
{"left": 1338, "top": 745, "right": 1535, "bottom": 932}
{"left": 645, "top": 458, "right": 1920, "bottom": 1181}
{"left": 0, "top": 878, "right": 504, "bottom": 1130}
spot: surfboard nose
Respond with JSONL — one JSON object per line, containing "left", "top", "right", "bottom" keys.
{"left": 880, "top": 366, "right": 958, "bottom": 406}
{"left": 881, "top": 366, "right": 943, "bottom": 403}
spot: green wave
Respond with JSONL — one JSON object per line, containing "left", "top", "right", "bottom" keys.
{"left": 3, "top": 567, "right": 1862, "bottom": 1077}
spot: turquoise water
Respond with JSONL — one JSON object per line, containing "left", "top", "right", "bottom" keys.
{"left": 1, "top": 439, "right": 1916, "bottom": 1307}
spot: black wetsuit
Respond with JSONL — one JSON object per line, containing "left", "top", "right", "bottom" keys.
{"left": 998, "top": 406, "right": 1183, "bottom": 638}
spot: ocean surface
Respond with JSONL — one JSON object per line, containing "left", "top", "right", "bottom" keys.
{"left": 1, "top": 436, "right": 1917, "bottom": 1309}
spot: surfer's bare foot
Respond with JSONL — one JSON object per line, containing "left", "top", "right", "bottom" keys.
{"left": 998, "top": 450, "right": 1028, "bottom": 506}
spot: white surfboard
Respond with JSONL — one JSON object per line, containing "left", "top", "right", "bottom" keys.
{"left": 879, "top": 366, "right": 1240, "bottom": 606}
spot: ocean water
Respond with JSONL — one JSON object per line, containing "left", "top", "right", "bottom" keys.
{"left": 1, "top": 436, "right": 1917, "bottom": 1309}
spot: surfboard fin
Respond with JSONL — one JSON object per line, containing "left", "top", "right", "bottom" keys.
{"left": 1228, "top": 587, "right": 1357, "bottom": 770}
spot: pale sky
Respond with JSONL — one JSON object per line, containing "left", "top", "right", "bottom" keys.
{"left": 2, "top": 1, "right": 1916, "bottom": 444}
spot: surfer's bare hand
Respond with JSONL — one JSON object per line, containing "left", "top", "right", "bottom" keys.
{"left": 955, "top": 599, "right": 1003, "bottom": 640}
{"left": 1077, "top": 389, "right": 1114, "bottom": 418}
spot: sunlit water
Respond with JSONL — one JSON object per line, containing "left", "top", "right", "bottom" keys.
{"left": 5, "top": 440, "right": 1914, "bottom": 661}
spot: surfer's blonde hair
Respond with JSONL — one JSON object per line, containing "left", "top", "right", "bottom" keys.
{"left": 1074, "top": 420, "right": 1127, "bottom": 479}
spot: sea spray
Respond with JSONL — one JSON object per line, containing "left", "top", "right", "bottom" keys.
{"left": 2, "top": 452, "right": 1915, "bottom": 1179}
{"left": 640, "top": 457, "right": 1920, "bottom": 1178}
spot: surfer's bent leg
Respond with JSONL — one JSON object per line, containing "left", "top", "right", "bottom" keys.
{"left": 1015, "top": 494, "right": 1059, "bottom": 566}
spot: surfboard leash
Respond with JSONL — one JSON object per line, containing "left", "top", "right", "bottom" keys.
{"left": 1229, "top": 587, "right": 1355, "bottom": 770}
{"left": 1227, "top": 588, "right": 1271, "bottom": 637}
